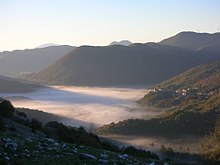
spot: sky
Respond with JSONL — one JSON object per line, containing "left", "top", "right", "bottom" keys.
{"left": 0, "top": 0, "right": 220, "bottom": 51}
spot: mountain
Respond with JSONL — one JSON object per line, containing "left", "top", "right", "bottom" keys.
{"left": 0, "top": 75, "right": 44, "bottom": 93}
{"left": 160, "top": 31, "right": 220, "bottom": 50}
{"left": 0, "top": 45, "right": 74, "bottom": 77}
{"left": 140, "top": 61, "right": 220, "bottom": 107}
{"left": 26, "top": 43, "right": 217, "bottom": 86}
{"left": 109, "top": 40, "right": 132, "bottom": 46}
{"left": 197, "top": 43, "right": 220, "bottom": 61}
{"left": 36, "top": 43, "right": 59, "bottom": 48}
{"left": 96, "top": 62, "right": 220, "bottom": 143}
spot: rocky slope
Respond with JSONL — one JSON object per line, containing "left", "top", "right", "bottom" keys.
{"left": 1, "top": 100, "right": 179, "bottom": 165}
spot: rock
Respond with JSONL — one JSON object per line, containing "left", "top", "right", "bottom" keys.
{"left": 79, "top": 145, "right": 84, "bottom": 149}
{"left": 62, "top": 143, "right": 67, "bottom": 149}
{"left": 99, "top": 159, "right": 108, "bottom": 163}
{"left": 3, "top": 138, "right": 18, "bottom": 151}
{"left": 119, "top": 154, "right": 129, "bottom": 160}
{"left": 80, "top": 153, "right": 97, "bottom": 160}
{"left": 54, "top": 142, "right": 60, "bottom": 146}
{"left": 4, "top": 156, "right": 10, "bottom": 161}
{"left": 25, "top": 138, "right": 33, "bottom": 143}
{"left": 149, "top": 162, "right": 155, "bottom": 165}
{"left": 100, "top": 153, "right": 108, "bottom": 159}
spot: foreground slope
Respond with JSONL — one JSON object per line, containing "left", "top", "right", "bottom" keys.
{"left": 0, "top": 45, "right": 74, "bottom": 77}
{"left": 27, "top": 43, "right": 214, "bottom": 86}
{"left": 0, "top": 101, "right": 166, "bottom": 165}
{"left": 160, "top": 31, "right": 220, "bottom": 50}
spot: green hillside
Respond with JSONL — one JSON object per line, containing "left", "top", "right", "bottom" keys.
{"left": 96, "top": 62, "right": 220, "bottom": 161}
{"left": 140, "top": 61, "right": 220, "bottom": 108}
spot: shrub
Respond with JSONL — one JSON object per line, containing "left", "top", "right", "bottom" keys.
{"left": 101, "top": 141, "right": 120, "bottom": 152}
{"left": 123, "top": 146, "right": 159, "bottom": 160}
{"left": 46, "top": 121, "right": 102, "bottom": 148}
{"left": 0, "top": 99, "right": 15, "bottom": 118}
{"left": 16, "top": 111, "right": 27, "bottom": 118}
{"left": 29, "top": 118, "right": 42, "bottom": 132}
{"left": 0, "top": 117, "right": 5, "bottom": 131}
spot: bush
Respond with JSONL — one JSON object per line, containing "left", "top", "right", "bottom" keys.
{"left": 0, "top": 99, "right": 15, "bottom": 118}
{"left": 101, "top": 141, "right": 120, "bottom": 152}
{"left": 123, "top": 146, "right": 159, "bottom": 160}
{"left": 0, "top": 117, "right": 5, "bottom": 131}
{"left": 46, "top": 121, "right": 102, "bottom": 148}
{"left": 16, "top": 111, "right": 27, "bottom": 118}
{"left": 29, "top": 118, "right": 42, "bottom": 132}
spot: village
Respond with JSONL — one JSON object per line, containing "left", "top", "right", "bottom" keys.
{"left": 152, "top": 86, "right": 217, "bottom": 101}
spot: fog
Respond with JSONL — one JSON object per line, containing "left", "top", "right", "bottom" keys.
{"left": 1, "top": 86, "right": 160, "bottom": 128}
{"left": 100, "top": 135, "right": 201, "bottom": 154}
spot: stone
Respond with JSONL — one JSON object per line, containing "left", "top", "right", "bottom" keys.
{"left": 119, "top": 154, "right": 129, "bottom": 160}
{"left": 81, "top": 153, "right": 97, "bottom": 160}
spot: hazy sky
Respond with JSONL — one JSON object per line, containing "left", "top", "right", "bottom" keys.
{"left": 1, "top": 0, "right": 220, "bottom": 51}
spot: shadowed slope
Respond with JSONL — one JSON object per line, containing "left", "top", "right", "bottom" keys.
{"left": 160, "top": 31, "right": 220, "bottom": 50}
{"left": 28, "top": 43, "right": 213, "bottom": 86}
{"left": 0, "top": 45, "right": 74, "bottom": 77}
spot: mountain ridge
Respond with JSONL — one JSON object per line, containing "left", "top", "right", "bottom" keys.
{"left": 25, "top": 43, "right": 217, "bottom": 86}
{"left": 0, "top": 45, "right": 74, "bottom": 77}
{"left": 160, "top": 31, "right": 220, "bottom": 50}
{"left": 109, "top": 40, "right": 132, "bottom": 46}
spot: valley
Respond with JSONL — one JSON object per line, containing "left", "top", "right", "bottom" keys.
{"left": 1, "top": 86, "right": 160, "bottom": 128}
{"left": 1, "top": 30, "right": 220, "bottom": 164}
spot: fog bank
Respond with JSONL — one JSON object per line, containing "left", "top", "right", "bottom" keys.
{"left": 1, "top": 86, "right": 159, "bottom": 128}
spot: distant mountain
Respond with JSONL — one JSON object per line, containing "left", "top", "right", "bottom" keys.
{"left": 160, "top": 31, "right": 220, "bottom": 50}
{"left": 36, "top": 43, "right": 59, "bottom": 48}
{"left": 197, "top": 43, "right": 220, "bottom": 60}
{"left": 109, "top": 40, "right": 132, "bottom": 46}
{"left": 25, "top": 43, "right": 218, "bottom": 86}
{"left": 0, "top": 45, "right": 74, "bottom": 77}
{"left": 0, "top": 75, "right": 44, "bottom": 93}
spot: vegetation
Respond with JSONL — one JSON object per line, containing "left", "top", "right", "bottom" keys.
{"left": 29, "top": 118, "right": 42, "bottom": 132}
{"left": 0, "top": 99, "right": 15, "bottom": 118}
{"left": 0, "top": 117, "right": 5, "bottom": 131}
{"left": 0, "top": 103, "right": 164, "bottom": 164}
{"left": 96, "top": 62, "right": 220, "bottom": 162}
{"left": 45, "top": 121, "right": 102, "bottom": 148}
{"left": 200, "top": 119, "right": 220, "bottom": 161}
{"left": 97, "top": 109, "right": 219, "bottom": 137}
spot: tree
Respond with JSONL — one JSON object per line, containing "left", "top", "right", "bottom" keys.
{"left": 0, "top": 117, "right": 5, "bottom": 131}
{"left": 30, "top": 118, "right": 42, "bottom": 132}
{"left": 0, "top": 99, "right": 15, "bottom": 118}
